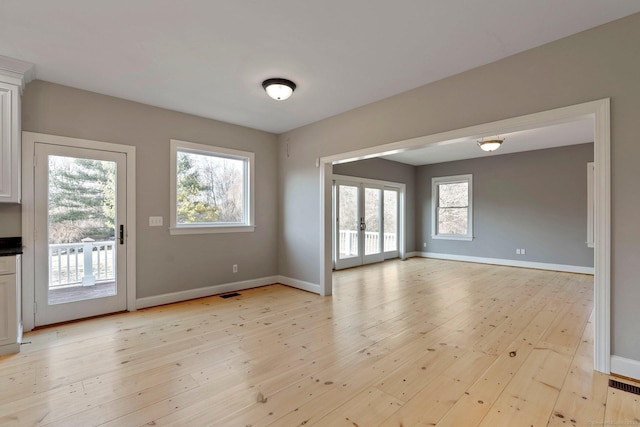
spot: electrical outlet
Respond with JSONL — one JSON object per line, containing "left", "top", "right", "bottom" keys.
{"left": 516, "top": 249, "right": 521, "bottom": 255}
{"left": 521, "top": 248, "right": 526, "bottom": 255}
{"left": 423, "top": 242, "right": 427, "bottom": 248}
{"left": 233, "top": 264, "right": 238, "bottom": 273}
{"left": 149, "top": 216, "right": 163, "bottom": 226}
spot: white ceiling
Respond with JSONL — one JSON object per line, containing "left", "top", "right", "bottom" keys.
{"left": 381, "top": 117, "right": 594, "bottom": 166}
{"left": 1, "top": 1, "right": 639, "bottom": 134}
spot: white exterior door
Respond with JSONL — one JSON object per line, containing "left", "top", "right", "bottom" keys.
{"left": 33, "top": 142, "right": 128, "bottom": 326}
{"left": 334, "top": 179, "right": 392, "bottom": 270}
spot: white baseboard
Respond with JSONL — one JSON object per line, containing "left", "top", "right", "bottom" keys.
{"left": 611, "top": 355, "right": 640, "bottom": 380}
{"left": 0, "top": 343, "right": 20, "bottom": 356}
{"left": 277, "top": 275, "right": 322, "bottom": 294}
{"left": 135, "top": 274, "right": 323, "bottom": 309}
{"left": 416, "top": 252, "right": 594, "bottom": 275}
{"left": 136, "top": 275, "right": 279, "bottom": 309}
{"left": 405, "top": 251, "right": 420, "bottom": 258}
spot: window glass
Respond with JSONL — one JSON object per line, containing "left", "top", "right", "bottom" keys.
{"left": 432, "top": 175, "right": 472, "bottom": 240}
{"left": 170, "top": 140, "right": 254, "bottom": 234}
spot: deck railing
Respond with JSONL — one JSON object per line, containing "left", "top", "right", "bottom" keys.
{"left": 49, "top": 240, "right": 116, "bottom": 288}
{"left": 339, "top": 230, "right": 397, "bottom": 256}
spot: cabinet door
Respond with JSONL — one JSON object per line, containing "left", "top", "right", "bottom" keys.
{"left": 0, "top": 82, "right": 20, "bottom": 202}
{"left": 0, "top": 256, "right": 17, "bottom": 352}
{"left": 0, "top": 273, "right": 17, "bottom": 347}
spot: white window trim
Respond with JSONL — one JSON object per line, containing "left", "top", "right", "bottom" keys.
{"left": 431, "top": 174, "right": 473, "bottom": 241}
{"left": 169, "top": 139, "right": 255, "bottom": 235}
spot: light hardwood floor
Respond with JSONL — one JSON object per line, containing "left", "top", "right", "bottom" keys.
{"left": 1, "top": 258, "right": 638, "bottom": 426}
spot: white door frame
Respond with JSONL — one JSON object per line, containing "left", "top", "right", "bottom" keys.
{"left": 319, "top": 98, "right": 611, "bottom": 373}
{"left": 333, "top": 174, "right": 405, "bottom": 269}
{"left": 21, "top": 132, "right": 137, "bottom": 331}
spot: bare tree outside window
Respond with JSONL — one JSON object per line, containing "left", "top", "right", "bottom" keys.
{"left": 437, "top": 182, "right": 468, "bottom": 235}
{"left": 432, "top": 175, "right": 473, "bottom": 240}
{"left": 176, "top": 151, "right": 246, "bottom": 225}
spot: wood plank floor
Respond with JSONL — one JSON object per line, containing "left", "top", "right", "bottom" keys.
{"left": 0, "top": 258, "right": 637, "bottom": 426}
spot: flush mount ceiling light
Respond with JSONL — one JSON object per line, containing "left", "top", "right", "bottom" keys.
{"left": 262, "top": 78, "right": 296, "bottom": 100}
{"left": 477, "top": 137, "right": 504, "bottom": 152}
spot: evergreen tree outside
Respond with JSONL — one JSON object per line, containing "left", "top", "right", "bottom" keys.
{"left": 48, "top": 156, "right": 116, "bottom": 244}
{"left": 176, "top": 152, "right": 219, "bottom": 224}
{"left": 176, "top": 151, "right": 245, "bottom": 225}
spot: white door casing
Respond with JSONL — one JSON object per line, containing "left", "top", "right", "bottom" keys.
{"left": 22, "top": 132, "right": 136, "bottom": 331}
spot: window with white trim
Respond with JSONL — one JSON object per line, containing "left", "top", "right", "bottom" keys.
{"left": 170, "top": 139, "right": 255, "bottom": 235}
{"left": 432, "top": 174, "right": 473, "bottom": 241}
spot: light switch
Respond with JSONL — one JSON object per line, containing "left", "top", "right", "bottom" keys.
{"left": 149, "top": 216, "right": 163, "bottom": 227}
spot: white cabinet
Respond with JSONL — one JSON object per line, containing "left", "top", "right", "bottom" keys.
{"left": 0, "top": 255, "right": 20, "bottom": 355}
{"left": 0, "top": 82, "right": 20, "bottom": 202}
{"left": 0, "top": 55, "right": 34, "bottom": 203}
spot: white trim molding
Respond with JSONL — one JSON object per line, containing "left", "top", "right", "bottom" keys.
{"left": 418, "top": 252, "right": 594, "bottom": 275}
{"left": 277, "top": 276, "right": 322, "bottom": 294}
{"left": 136, "top": 275, "right": 320, "bottom": 309}
{"left": 136, "top": 276, "right": 279, "bottom": 309}
{"left": 611, "top": 356, "right": 640, "bottom": 381}
{"left": 0, "top": 55, "right": 34, "bottom": 92}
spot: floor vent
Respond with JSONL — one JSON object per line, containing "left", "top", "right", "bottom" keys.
{"left": 609, "top": 379, "right": 640, "bottom": 395}
{"left": 220, "top": 292, "right": 241, "bottom": 299}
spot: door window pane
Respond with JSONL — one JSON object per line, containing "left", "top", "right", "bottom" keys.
{"left": 338, "top": 185, "right": 359, "bottom": 259}
{"left": 47, "top": 155, "right": 117, "bottom": 304}
{"left": 384, "top": 190, "right": 398, "bottom": 252}
{"left": 364, "top": 188, "right": 381, "bottom": 255}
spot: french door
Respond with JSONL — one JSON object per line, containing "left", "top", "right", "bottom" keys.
{"left": 334, "top": 178, "right": 400, "bottom": 270}
{"left": 33, "top": 142, "right": 128, "bottom": 326}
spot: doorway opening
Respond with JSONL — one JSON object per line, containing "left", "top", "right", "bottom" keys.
{"left": 320, "top": 99, "right": 610, "bottom": 373}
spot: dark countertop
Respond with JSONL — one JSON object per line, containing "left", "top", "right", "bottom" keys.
{"left": 0, "top": 237, "right": 22, "bottom": 256}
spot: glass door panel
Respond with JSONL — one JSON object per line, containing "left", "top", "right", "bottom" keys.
{"left": 383, "top": 189, "right": 399, "bottom": 254}
{"left": 334, "top": 179, "right": 401, "bottom": 269}
{"left": 47, "top": 155, "right": 117, "bottom": 305}
{"left": 364, "top": 187, "right": 382, "bottom": 256}
{"left": 337, "top": 184, "right": 359, "bottom": 260}
{"left": 34, "top": 143, "right": 127, "bottom": 326}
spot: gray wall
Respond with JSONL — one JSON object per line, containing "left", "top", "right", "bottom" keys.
{"left": 18, "top": 80, "right": 279, "bottom": 298}
{"left": 0, "top": 204, "right": 21, "bottom": 237}
{"left": 416, "top": 144, "right": 593, "bottom": 267}
{"left": 333, "top": 158, "right": 416, "bottom": 252}
{"left": 277, "top": 13, "right": 640, "bottom": 360}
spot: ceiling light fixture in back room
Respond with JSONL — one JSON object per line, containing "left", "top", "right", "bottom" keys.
{"left": 477, "top": 136, "right": 504, "bottom": 152}
{"left": 262, "top": 78, "right": 296, "bottom": 100}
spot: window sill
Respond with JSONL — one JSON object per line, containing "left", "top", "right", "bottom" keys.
{"left": 431, "top": 235, "right": 474, "bottom": 241}
{"left": 170, "top": 225, "right": 255, "bottom": 235}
